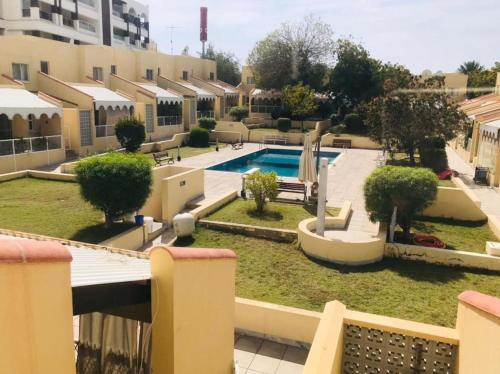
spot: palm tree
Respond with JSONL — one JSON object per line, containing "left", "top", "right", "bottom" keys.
{"left": 458, "top": 61, "right": 484, "bottom": 75}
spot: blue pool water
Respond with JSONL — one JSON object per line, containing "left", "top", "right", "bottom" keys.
{"left": 207, "top": 149, "right": 340, "bottom": 177}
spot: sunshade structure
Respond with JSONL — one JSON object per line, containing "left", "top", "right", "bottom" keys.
{"left": 299, "top": 134, "right": 318, "bottom": 183}
{"left": 0, "top": 88, "right": 61, "bottom": 119}
{"left": 209, "top": 81, "right": 240, "bottom": 98}
{"left": 176, "top": 81, "right": 215, "bottom": 101}
{"left": 137, "top": 83, "right": 183, "bottom": 105}
{"left": 71, "top": 85, "right": 135, "bottom": 109}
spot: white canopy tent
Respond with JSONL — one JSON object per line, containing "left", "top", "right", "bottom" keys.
{"left": 138, "top": 84, "right": 183, "bottom": 105}
{"left": 71, "top": 85, "right": 135, "bottom": 109}
{"left": 0, "top": 88, "right": 62, "bottom": 119}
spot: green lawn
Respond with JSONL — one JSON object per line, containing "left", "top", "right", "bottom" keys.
{"left": 175, "top": 228, "right": 500, "bottom": 327}
{"left": 408, "top": 216, "right": 498, "bottom": 253}
{"left": 0, "top": 178, "right": 133, "bottom": 244}
{"left": 205, "top": 199, "right": 340, "bottom": 230}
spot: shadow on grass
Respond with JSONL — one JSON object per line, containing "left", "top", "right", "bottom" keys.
{"left": 416, "top": 215, "right": 488, "bottom": 227}
{"left": 246, "top": 208, "right": 283, "bottom": 222}
{"left": 173, "top": 236, "right": 195, "bottom": 247}
{"left": 70, "top": 222, "right": 135, "bottom": 244}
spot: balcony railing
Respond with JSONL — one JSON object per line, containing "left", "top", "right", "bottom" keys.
{"left": 158, "top": 116, "right": 182, "bottom": 126}
{"left": 22, "top": 8, "right": 31, "bottom": 17}
{"left": 39, "top": 11, "right": 52, "bottom": 21}
{"left": 0, "top": 135, "right": 63, "bottom": 156}
{"left": 250, "top": 105, "right": 281, "bottom": 114}
{"left": 95, "top": 125, "right": 116, "bottom": 138}
{"left": 79, "top": 0, "right": 95, "bottom": 7}
{"left": 62, "top": 18, "right": 74, "bottom": 28}
{"left": 79, "top": 20, "right": 97, "bottom": 33}
{"left": 197, "top": 111, "right": 214, "bottom": 119}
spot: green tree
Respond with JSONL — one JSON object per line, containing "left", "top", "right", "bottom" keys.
{"left": 245, "top": 171, "right": 279, "bottom": 213}
{"left": 75, "top": 153, "right": 153, "bottom": 227}
{"left": 365, "top": 76, "right": 470, "bottom": 165}
{"left": 364, "top": 166, "right": 438, "bottom": 241}
{"left": 115, "top": 117, "right": 146, "bottom": 152}
{"left": 247, "top": 15, "right": 335, "bottom": 90}
{"left": 229, "top": 106, "right": 249, "bottom": 121}
{"left": 198, "top": 117, "right": 217, "bottom": 131}
{"left": 204, "top": 44, "right": 241, "bottom": 86}
{"left": 467, "top": 69, "right": 497, "bottom": 98}
{"left": 189, "top": 127, "right": 209, "bottom": 147}
{"left": 458, "top": 60, "right": 484, "bottom": 75}
{"left": 282, "top": 83, "right": 318, "bottom": 131}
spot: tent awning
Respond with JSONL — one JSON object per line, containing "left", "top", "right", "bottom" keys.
{"left": 0, "top": 88, "right": 62, "bottom": 119}
{"left": 177, "top": 81, "right": 215, "bottom": 100}
{"left": 71, "top": 85, "right": 135, "bottom": 109}
{"left": 210, "top": 81, "right": 239, "bottom": 97}
{"left": 138, "top": 84, "right": 183, "bottom": 105}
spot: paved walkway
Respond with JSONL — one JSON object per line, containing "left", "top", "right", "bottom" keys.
{"left": 178, "top": 143, "right": 381, "bottom": 234}
{"left": 235, "top": 334, "right": 308, "bottom": 374}
{"left": 447, "top": 147, "right": 500, "bottom": 219}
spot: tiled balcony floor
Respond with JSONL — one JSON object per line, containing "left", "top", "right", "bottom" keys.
{"left": 234, "top": 334, "right": 309, "bottom": 374}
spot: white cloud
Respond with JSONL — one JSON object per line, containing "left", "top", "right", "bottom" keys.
{"left": 143, "top": 0, "right": 500, "bottom": 72}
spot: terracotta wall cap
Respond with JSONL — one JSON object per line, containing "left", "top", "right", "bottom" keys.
{"left": 0, "top": 240, "right": 72, "bottom": 263}
{"left": 459, "top": 291, "right": 500, "bottom": 318}
{"left": 151, "top": 246, "right": 236, "bottom": 260}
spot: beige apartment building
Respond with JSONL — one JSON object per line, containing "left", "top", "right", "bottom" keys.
{"left": 0, "top": 35, "right": 240, "bottom": 172}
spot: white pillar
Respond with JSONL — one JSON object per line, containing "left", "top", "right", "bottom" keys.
{"left": 316, "top": 158, "right": 328, "bottom": 236}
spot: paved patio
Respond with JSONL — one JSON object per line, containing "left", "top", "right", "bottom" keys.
{"left": 179, "top": 143, "right": 381, "bottom": 234}
{"left": 234, "top": 334, "right": 308, "bottom": 374}
{"left": 447, "top": 147, "right": 500, "bottom": 219}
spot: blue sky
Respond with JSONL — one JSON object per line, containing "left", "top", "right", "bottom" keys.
{"left": 146, "top": 0, "right": 499, "bottom": 73}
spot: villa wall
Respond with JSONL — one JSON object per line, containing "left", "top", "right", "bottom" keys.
{"left": 320, "top": 133, "right": 382, "bottom": 149}
{"left": 214, "top": 121, "right": 249, "bottom": 141}
{"left": 99, "top": 225, "right": 146, "bottom": 251}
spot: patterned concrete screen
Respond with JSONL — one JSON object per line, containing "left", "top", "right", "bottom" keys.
{"left": 342, "top": 324, "right": 457, "bottom": 373}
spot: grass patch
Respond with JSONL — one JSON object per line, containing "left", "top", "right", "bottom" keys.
{"left": 438, "top": 179, "right": 456, "bottom": 187}
{"left": 406, "top": 216, "right": 498, "bottom": 253}
{"left": 0, "top": 178, "right": 133, "bottom": 244}
{"left": 175, "top": 227, "right": 500, "bottom": 327}
{"left": 205, "top": 199, "right": 340, "bottom": 230}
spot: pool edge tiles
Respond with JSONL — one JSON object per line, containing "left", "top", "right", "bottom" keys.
{"left": 206, "top": 148, "right": 340, "bottom": 178}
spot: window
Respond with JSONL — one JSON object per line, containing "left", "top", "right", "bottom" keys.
{"left": 209, "top": 72, "right": 215, "bottom": 80}
{"left": 12, "top": 63, "right": 29, "bottom": 81}
{"left": 182, "top": 71, "right": 188, "bottom": 80}
{"left": 79, "top": 111, "right": 92, "bottom": 146}
{"left": 28, "top": 114, "right": 35, "bottom": 131}
{"left": 92, "top": 67, "right": 103, "bottom": 81}
{"left": 111, "top": 65, "right": 117, "bottom": 75}
{"left": 145, "top": 104, "right": 154, "bottom": 133}
{"left": 247, "top": 76, "right": 255, "bottom": 84}
{"left": 40, "top": 61, "right": 49, "bottom": 74}
{"left": 22, "top": 0, "right": 30, "bottom": 17}
{"left": 146, "top": 69, "right": 153, "bottom": 80}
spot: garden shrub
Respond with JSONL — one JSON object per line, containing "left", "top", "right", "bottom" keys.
{"left": 419, "top": 137, "right": 448, "bottom": 172}
{"left": 189, "top": 127, "right": 210, "bottom": 147}
{"left": 344, "top": 113, "right": 366, "bottom": 134}
{"left": 277, "top": 118, "right": 292, "bottom": 132}
{"left": 198, "top": 117, "right": 217, "bottom": 131}
{"left": 115, "top": 117, "right": 146, "bottom": 152}
{"left": 75, "top": 153, "right": 153, "bottom": 227}
{"left": 229, "top": 106, "right": 249, "bottom": 121}
{"left": 330, "top": 113, "right": 339, "bottom": 127}
{"left": 245, "top": 171, "right": 279, "bottom": 213}
{"left": 330, "top": 124, "right": 346, "bottom": 136}
{"left": 364, "top": 166, "right": 438, "bottom": 240}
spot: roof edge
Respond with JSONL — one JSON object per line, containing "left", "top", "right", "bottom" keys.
{"left": 0, "top": 240, "right": 72, "bottom": 263}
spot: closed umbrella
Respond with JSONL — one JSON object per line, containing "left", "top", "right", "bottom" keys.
{"left": 298, "top": 134, "right": 317, "bottom": 183}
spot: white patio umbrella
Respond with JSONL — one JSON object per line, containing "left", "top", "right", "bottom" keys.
{"left": 298, "top": 134, "right": 318, "bottom": 183}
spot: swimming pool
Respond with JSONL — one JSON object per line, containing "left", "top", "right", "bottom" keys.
{"left": 207, "top": 148, "right": 340, "bottom": 177}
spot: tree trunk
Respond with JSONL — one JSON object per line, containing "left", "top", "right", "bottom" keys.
{"left": 401, "top": 223, "right": 412, "bottom": 243}
{"left": 104, "top": 214, "right": 113, "bottom": 229}
{"left": 408, "top": 143, "right": 416, "bottom": 166}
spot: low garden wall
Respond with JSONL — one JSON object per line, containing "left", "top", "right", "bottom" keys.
{"left": 384, "top": 242, "right": 500, "bottom": 272}
{"left": 320, "top": 133, "right": 382, "bottom": 149}
{"left": 0, "top": 170, "right": 76, "bottom": 183}
{"left": 99, "top": 225, "right": 146, "bottom": 251}
{"left": 0, "top": 148, "right": 66, "bottom": 175}
{"left": 248, "top": 128, "right": 319, "bottom": 145}
{"left": 199, "top": 220, "right": 298, "bottom": 243}
{"left": 235, "top": 297, "right": 322, "bottom": 345}
{"left": 424, "top": 181, "right": 487, "bottom": 221}
{"left": 190, "top": 191, "right": 238, "bottom": 220}
{"left": 209, "top": 131, "right": 242, "bottom": 144}
{"left": 214, "top": 121, "right": 249, "bottom": 141}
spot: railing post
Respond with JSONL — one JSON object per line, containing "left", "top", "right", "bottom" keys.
{"left": 12, "top": 139, "right": 17, "bottom": 172}
{"left": 29, "top": 138, "right": 33, "bottom": 153}
{"left": 46, "top": 136, "right": 50, "bottom": 165}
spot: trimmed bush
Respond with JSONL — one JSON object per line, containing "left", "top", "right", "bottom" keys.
{"left": 75, "top": 153, "right": 153, "bottom": 227}
{"left": 115, "top": 117, "right": 146, "bottom": 152}
{"left": 330, "top": 113, "right": 339, "bottom": 127}
{"left": 420, "top": 137, "right": 446, "bottom": 150}
{"left": 277, "top": 118, "right": 292, "bottom": 132}
{"left": 198, "top": 117, "right": 217, "bottom": 131}
{"left": 364, "top": 166, "right": 438, "bottom": 240}
{"left": 189, "top": 127, "right": 210, "bottom": 147}
{"left": 330, "top": 124, "right": 346, "bottom": 136}
{"left": 245, "top": 171, "right": 279, "bottom": 213}
{"left": 420, "top": 148, "right": 449, "bottom": 172}
{"left": 229, "top": 106, "right": 249, "bottom": 121}
{"left": 344, "top": 113, "right": 366, "bottom": 134}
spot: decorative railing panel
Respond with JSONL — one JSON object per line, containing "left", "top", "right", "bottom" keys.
{"left": 342, "top": 324, "right": 457, "bottom": 374}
